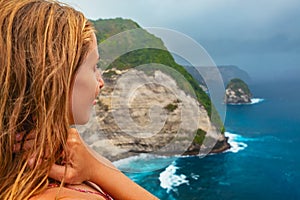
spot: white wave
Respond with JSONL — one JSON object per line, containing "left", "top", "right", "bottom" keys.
{"left": 227, "top": 98, "right": 265, "bottom": 105}
{"left": 249, "top": 98, "right": 265, "bottom": 105}
{"left": 159, "top": 161, "right": 189, "bottom": 193}
{"left": 225, "top": 132, "right": 248, "bottom": 153}
{"left": 191, "top": 173, "right": 200, "bottom": 180}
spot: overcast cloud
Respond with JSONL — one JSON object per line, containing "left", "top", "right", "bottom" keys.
{"left": 61, "top": 0, "right": 300, "bottom": 80}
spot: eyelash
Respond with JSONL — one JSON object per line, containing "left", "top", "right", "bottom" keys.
{"left": 94, "top": 65, "right": 103, "bottom": 78}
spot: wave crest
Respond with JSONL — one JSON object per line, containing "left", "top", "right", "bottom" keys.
{"left": 159, "top": 161, "right": 189, "bottom": 193}
{"left": 225, "top": 132, "right": 248, "bottom": 153}
{"left": 250, "top": 98, "right": 265, "bottom": 105}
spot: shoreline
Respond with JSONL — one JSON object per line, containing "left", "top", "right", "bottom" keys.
{"left": 112, "top": 131, "right": 251, "bottom": 165}
{"left": 108, "top": 135, "right": 231, "bottom": 162}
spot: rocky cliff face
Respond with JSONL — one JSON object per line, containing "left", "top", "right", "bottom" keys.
{"left": 75, "top": 18, "right": 231, "bottom": 161}
{"left": 78, "top": 68, "right": 230, "bottom": 161}
{"left": 225, "top": 78, "right": 252, "bottom": 104}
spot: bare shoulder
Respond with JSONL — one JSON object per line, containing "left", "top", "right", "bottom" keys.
{"left": 30, "top": 187, "right": 106, "bottom": 200}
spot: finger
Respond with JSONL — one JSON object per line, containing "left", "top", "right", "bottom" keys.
{"left": 24, "top": 130, "right": 36, "bottom": 140}
{"left": 27, "top": 153, "right": 42, "bottom": 169}
{"left": 13, "top": 139, "right": 35, "bottom": 152}
{"left": 15, "top": 130, "right": 36, "bottom": 142}
{"left": 15, "top": 131, "right": 26, "bottom": 142}
{"left": 49, "top": 163, "right": 79, "bottom": 184}
{"left": 49, "top": 163, "right": 66, "bottom": 182}
{"left": 66, "top": 128, "right": 81, "bottom": 144}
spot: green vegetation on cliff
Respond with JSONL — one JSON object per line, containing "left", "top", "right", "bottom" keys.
{"left": 225, "top": 78, "right": 252, "bottom": 104}
{"left": 193, "top": 129, "right": 206, "bottom": 144}
{"left": 91, "top": 18, "right": 213, "bottom": 115}
{"left": 91, "top": 18, "right": 225, "bottom": 144}
{"left": 91, "top": 18, "right": 141, "bottom": 43}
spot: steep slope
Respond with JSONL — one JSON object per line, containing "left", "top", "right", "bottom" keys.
{"left": 78, "top": 18, "right": 230, "bottom": 160}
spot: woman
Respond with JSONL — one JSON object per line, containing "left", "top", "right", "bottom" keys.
{"left": 0, "top": 0, "right": 158, "bottom": 199}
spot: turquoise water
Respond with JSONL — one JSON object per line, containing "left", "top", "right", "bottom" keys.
{"left": 116, "top": 79, "right": 300, "bottom": 200}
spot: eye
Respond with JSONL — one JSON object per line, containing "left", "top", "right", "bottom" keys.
{"left": 93, "top": 62, "right": 100, "bottom": 72}
{"left": 95, "top": 59, "right": 102, "bottom": 72}
{"left": 93, "top": 64, "right": 103, "bottom": 78}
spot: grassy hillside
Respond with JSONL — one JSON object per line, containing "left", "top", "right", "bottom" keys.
{"left": 91, "top": 18, "right": 225, "bottom": 136}
{"left": 226, "top": 78, "right": 251, "bottom": 96}
{"left": 92, "top": 18, "right": 140, "bottom": 42}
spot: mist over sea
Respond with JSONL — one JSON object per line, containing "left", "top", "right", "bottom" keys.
{"left": 115, "top": 77, "right": 300, "bottom": 200}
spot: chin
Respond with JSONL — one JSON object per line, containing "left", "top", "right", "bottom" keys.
{"left": 73, "top": 114, "right": 90, "bottom": 125}
{"left": 77, "top": 118, "right": 90, "bottom": 125}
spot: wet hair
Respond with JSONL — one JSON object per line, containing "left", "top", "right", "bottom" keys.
{"left": 0, "top": 0, "right": 95, "bottom": 199}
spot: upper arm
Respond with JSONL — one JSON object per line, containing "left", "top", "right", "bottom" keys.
{"left": 30, "top": 187, "right": 106, "bottom": 200}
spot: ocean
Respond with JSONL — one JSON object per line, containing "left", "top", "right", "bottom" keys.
{"left": 114, "top": 78, "right": 300, "bottom": 200}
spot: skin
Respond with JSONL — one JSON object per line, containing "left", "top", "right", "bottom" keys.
{"left": 31, "top": 34, "right": 159, "bottom": 200}
{"left": 69, "top": 34, "right": 104, "bottom": 125}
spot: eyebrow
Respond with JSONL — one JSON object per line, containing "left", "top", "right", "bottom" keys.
{"left": 96, "top": 57, "right": 100, "bottom": 65}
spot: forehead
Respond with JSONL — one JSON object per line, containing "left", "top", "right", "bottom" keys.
{"left": 84, "top": 34, "right": 99, "bottom": 62}
{"left": 89, "top": 34, "right": 99, "bottom": 58}
{"left": 76, "top": 34, "right": 99, "bottom": 72}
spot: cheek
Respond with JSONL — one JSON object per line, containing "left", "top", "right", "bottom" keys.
{"left": 70, "top": 75, "right": 97, "bottom": 124}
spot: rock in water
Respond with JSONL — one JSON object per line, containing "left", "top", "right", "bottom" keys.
{"left": 225, "top": 78, "right": 252, "bottom": 104}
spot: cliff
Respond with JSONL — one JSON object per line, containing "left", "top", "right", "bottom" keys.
{"left": 78, "top": 18, "right": 230, "bottom": 161}
{"left": 225, "top": 78, "right": 252, "bottom": 104}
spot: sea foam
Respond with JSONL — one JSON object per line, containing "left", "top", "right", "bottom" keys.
{"left": 159, "top": 161, "right": 189, "bottom": 193}
{"left": 225, "top": 132, "right": 248, "bottom": 153}
{"left": 250, "top": 98, "right": 265, "bottom": 105}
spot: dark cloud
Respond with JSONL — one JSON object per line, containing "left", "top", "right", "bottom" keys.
{"left": 62, "top": 0, "right": 300, "bottom": 80}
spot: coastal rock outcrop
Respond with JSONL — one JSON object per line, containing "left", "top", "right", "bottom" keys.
{"left": 79, "top": 68, "right": 230, "bottom": 161}
{"left": 225, "top": 78, "right": 252, "bottom": 104}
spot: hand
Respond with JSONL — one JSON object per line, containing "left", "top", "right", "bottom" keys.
{"left": 13, "top": 130, "right": 40, "bottom": 167}
{"left": 15, "top": 128, "right": 158, "bottom": 199}
{"left": 14, "top": 128, "right": 116, "bottom": 184}
{"left": 14, "top": 131, "right": 35, "bottom": 152}
{"left": 49, "top": 128, "right": 116, "bottom": 184}
{"left": 49, "top": 128, "right": 159, "bottom": 200}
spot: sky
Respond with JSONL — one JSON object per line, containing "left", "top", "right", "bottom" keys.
{"left": 60, "top": 0, "right": 300, "bottom": 81}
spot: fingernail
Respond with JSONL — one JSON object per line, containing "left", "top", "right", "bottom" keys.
{"left": 16, "top": 133, "right": 22, "bottom": 140}
{"left": 28, "top": 157, "right": 35, "bottom": 168}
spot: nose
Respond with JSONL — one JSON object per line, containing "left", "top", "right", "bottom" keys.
{"left": 97, "top": 69, "right": 104, "bottom": 89}
{"left": 99, "top": 77, "right": 104, "bottom": 89}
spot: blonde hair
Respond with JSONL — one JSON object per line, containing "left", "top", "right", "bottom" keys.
{"left": 0, "top": 0, "right": 95, "bottom": 199}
